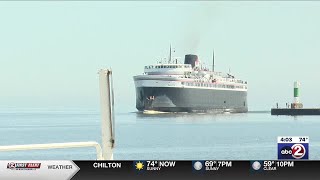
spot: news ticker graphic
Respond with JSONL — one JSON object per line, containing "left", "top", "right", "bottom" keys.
{"left": 2, "top": 160, "right": 320, "bottom": 179}
{"left": 0, "top": 161, "right": 79, "bottom": 180}
{"left": 278, "top": 136, "right": 309, "bottom": 160}
{"left": 72, "top": 160, "right": 320, "bottom": 180}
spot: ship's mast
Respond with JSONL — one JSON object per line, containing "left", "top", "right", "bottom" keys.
{"left": 212, "top": 49, "right": 215, "bottom": 72}
{"left": 169, "top": 44, "right": 172, "bottom": 63}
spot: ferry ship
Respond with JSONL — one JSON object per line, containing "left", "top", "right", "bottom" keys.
{"left": 133, "top": 48, "right": 248, "bottom": 113}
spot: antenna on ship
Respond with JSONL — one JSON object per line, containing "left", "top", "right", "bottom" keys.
{"left": 212, "top": 49, "right": 215, "bottom": 72}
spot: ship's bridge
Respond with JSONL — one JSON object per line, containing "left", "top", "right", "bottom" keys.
{"left": 144, "top": 64, "right": 192, "bottom": 75}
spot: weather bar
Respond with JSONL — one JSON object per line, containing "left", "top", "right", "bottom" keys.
{"left": 68, "top": 160, "right": 320, "bottom": 180}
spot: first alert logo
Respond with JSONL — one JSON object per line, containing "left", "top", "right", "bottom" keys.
{"left": 7, "top": 162, "right": 41, "bottom": 170}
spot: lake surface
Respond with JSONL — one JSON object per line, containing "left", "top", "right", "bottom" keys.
{"left": 0, "top": 109, "right": 319, "bottom": 160}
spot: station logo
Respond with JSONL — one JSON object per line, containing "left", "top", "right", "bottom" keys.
{"left": 278, "top": 136, "right": 309, "bottom": 160}
{"left": 7, "top": 162, "right": 41, "bottom": 170}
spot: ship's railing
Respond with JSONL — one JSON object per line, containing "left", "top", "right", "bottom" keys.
{"left": 182, "top": 82, "right": 247, "bottom": 90}
{"left": 0, "top": 69, "right": 115, "bottom": 160}
{"left": 0, "top": 142, "right": 104, "bottom": 160}
{"left": 144, "top": 64, "right": 192, "bottom": 69}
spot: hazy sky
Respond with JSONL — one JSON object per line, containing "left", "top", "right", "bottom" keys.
{"left": 1, "top": 1, "right": 320, "bottom": 112}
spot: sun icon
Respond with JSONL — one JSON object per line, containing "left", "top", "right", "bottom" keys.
{"left": 135, "top": 161, "right": 144, "bottom": 170}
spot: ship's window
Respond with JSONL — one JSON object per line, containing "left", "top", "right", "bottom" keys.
{"left": 244, "top": 102, "right": 246, "bottom": 106}
{"left": 224, "top": 101, "right": 226, "bottom": 104}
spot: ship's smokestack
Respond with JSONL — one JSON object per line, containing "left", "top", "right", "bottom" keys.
{"left": 184, "top": 54, "right": 198, "bottom": 68}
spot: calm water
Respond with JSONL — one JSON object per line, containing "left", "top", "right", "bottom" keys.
{"left": 0, "top": 109, "right": 319, "bottom": 160}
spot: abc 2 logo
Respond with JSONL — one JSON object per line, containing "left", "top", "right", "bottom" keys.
{"left": 278, "top": 143, "right": 308, "bottom": 160}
